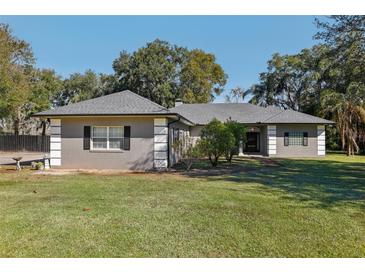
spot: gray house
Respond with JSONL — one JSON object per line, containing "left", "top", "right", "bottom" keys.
{"left": 34, "top": 90, "right": 334, "bottom": 170}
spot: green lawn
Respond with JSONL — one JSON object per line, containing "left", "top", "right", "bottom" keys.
{"left": 0, "top": 153, "right": 365, "bottom": 257}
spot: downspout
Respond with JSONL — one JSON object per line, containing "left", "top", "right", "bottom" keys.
{"left": 167, "top": 117, "right": 181, "bottom": 168}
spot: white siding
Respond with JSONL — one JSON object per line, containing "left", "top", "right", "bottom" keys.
{"left": 317, "top": 125, "right": 326, "bottom": 156}
{"left": 153, "top": 118, "right": 168, "bottom": 169}
{"left": 50, "top": 119, "right": 61, "bottom": 167}
{"left": 267, "top": 125, "right": 277, "bottom": 156}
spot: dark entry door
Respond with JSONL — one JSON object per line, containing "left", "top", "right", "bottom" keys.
{"left": 245, "top": 132, "right": 260, "bottom": 152}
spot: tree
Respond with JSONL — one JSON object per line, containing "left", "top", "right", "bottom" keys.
{"left": 29, "top": 69, "right": 63, "bottom": 135}
{"left": 225, "top": 87, "right": 249, "bottom": 103}
{"left": 197, "top": 119, "right": 228, "bottom": 167}
{"left": 112, "top": 40, "right": 184, "bottom": 107}
{"left": 180, "top": 49, "right": 227, "bottom": 104}
{"left": 224, "top": 120, "right": 247, "bottom": 163}
{"left": 247, "top": 49, "right": 321, "bottom": 113}
{"left": 316, "top": 16, "right": 365, "bottom": 155}
{"left": 0, "top": 23, "right": 35, "bottom": 135}
{"left": 54, "top": 70, "right": 102, "bottom": 106}
{"left": 111, "top": 39, "right": 227, "bottom": 107}
{"left": 321, "top": 85, "right": 365, "bottom": 156}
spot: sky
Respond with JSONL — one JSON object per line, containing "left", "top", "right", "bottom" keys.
{"left": 0, "top": 16, "right": 322, "bottom": 102}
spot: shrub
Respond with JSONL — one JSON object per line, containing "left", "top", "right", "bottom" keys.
{"left": 172, "top": 137, "right": 202, "bottom": 170}
{"left": 224, "top": 120, "right": 247, "bottom": 163}
{"left": 34, "top": 162, "right": 44, "bottom": 170}
{"left": 198, "top": 118, "right": 247, "bottom": 167}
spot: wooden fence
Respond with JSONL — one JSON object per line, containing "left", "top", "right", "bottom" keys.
{"left": 0, "top": 135, "right": 50, "bottom": 152}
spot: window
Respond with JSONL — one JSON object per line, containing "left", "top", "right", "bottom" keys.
{"left": 284, "top": 132, "right": 308, "bottom": 146}
{"left": 91, "top": 126, "right": 124, "bottom": 150}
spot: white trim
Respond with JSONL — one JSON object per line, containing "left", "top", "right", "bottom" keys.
{"left": 154, "top": 159, "right": 168, "bottom": 168}
{"left": 50, "top": 158, "right": 61, "bottom": 166}
{"left": 317, "top": 125, "right": 326, "bottom": 156}
{"left": 154, "top": 118, "right": 167, "bottom": 126}
{"left": 50, "top": 119, "right": 61, "bottom": 167}
{"left": 50, "top": 150, "right": 61, "bottom": 158}
{"left": 154, "top": 126, "right": 168, "bottom": 135}
{"left": 154, "top": 143, "right": 168, "bottom": 151}
{"left": 154, "top": 151, "right": 168, "bottom": 160}
{"left": 51, "top": 126, "right": 61, "bottom": 135}
{"left": 267, "top": 125, "right": 277, "bottom": 156}
{"left": 154, "top": 134, "right": 168, "bottom": 143}
{"left": 50, "top": 142, "right": 61, "bottom": 150}
{"left": 50, "top": 136, "right": 61, "bottom": 142}
{"left": 153, "top": 118, "right": 168, "bottom": 169}
{"left": 50, "top": 119, "right": 61, "bottom": 126}
{"left": 90, "top": 126, "right": 123, "bottom": 151}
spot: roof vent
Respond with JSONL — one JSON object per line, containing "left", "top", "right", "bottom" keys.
{"left": 175, "top": 98, "right": 183, "bottom": 107}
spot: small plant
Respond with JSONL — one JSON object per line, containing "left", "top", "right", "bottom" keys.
{"left": 172, "top": 137, "right": 202, "bottom": 170}
{"left": 34, "top": 162, "right": 44, "bottom": 170}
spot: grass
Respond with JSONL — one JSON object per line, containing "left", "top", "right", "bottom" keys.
{"left": 0, "top": 153, "right": 365, "bottom": 257}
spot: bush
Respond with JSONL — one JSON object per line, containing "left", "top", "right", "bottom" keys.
{"left": 198, "top": 118, "right": 247, "bottom": 167}
{"left": 224, "top": 120, "right": 247, "bottom": 163}
{"left": 172, "top": 137, "right": 202, "bottom": 170}
{"left": 34, "top": 162, "right": 44, "bottom": 170}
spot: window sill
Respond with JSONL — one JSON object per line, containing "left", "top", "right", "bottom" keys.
{"left": 89, "top": 149, "right": 124, "bottom": 153}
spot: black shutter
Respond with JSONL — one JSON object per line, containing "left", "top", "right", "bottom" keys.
{"left": 124, "top": 126, "right": 131, "bottom": 150}
{"left": 83, "top": 126, "right": 91, "bottom": 150}
{"left": 284, "top": 132, "right": 289, "bottom": 146}
{"left": 303, "top": 132, "right": 308, "bottom": 146}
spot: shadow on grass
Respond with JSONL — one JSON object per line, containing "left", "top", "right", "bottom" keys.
{"left": 179, "top": 156, "right": 365, "bottom": 208}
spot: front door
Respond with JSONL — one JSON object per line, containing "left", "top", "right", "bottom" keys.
{"left": 245, "top": 132, "right": 260, "bottom": 152}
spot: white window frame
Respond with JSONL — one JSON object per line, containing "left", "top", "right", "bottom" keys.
{"left": 91, "top": 126, "right": 124, "bottom": 151}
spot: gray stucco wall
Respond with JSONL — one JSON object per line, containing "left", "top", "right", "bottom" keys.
{"left": 190, "top": 125, "right": 203, "bottom": 138}
{"left": 61, "top": 117, "right": 154, "bottom": 170}
{"left": 275, "top": 124, "right": 318, "bottom": 157}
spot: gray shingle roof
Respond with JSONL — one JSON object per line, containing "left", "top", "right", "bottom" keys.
{"left": 34, "top": 90, "right": 334, "bottom": 125}
{"left": 170, "top": 103, "right": 334, "bottom": 125}
{"left": 34, "top": 90, "right": 170, "bottom": 116}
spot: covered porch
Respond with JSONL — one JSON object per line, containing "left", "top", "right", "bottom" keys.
{"left": 238, "top": 125, "right": 269, "bottom": 156}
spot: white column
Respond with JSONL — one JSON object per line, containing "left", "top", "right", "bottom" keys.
{"left": 317, "top": 125, "right": 326, "bottom": 156}
{"left": 50, "top": 119, "right": 61, "bottom": 167}
{"left": 267, "top": 125, "right": 277, "bottom": 156}
{"left": 238, "top": 140, "right": 244, "bottom": 156}
{"left": 154, "top": 118, "right": 168, "bottom": 169}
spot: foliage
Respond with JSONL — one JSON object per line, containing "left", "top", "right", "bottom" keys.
{"left": 0, "top": 23, "right": 35, "bottom": 135}
{"left": 172, "top": 137, "right": 202, "bottom": 170}
{"left": 198, "top": 118, "right": 246, "bottom": 166}
{"left": 112, "top": 39, "right": 227, "bottom": 107}
{"left": 225, "top": 87, "right": 249, "bottom": 103}
{"left": 31, "top": 161, "right": 44, "bottom": 170}
{"left": 54, "top": 70, "right": 102, "bottom": 106}
{"left": 248, "top": 48, "right": 323, "bottom": 113}
{"left": 321, "top": 85, "right": 365, "bottom": 155}
{"left": 29, "top": 69, "right": 63, "bottom": 134}
{"left": 198, "top": 119, "right": 228, "bottom": 167}
{"left": 180, "top": 49, "right": 227, "bottom": 104}
{"left": 224, "top": 120, "right": 247, "bottom": 163}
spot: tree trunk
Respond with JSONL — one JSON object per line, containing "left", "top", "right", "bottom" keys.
{"left": 209, "top": 155, "right": 218, "bottom": 167}
{"left": 13, "top": 119, "right": 19, "bottom": 136}
{"left": 42, "top": 120, "right": 47, "bottom": 136}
